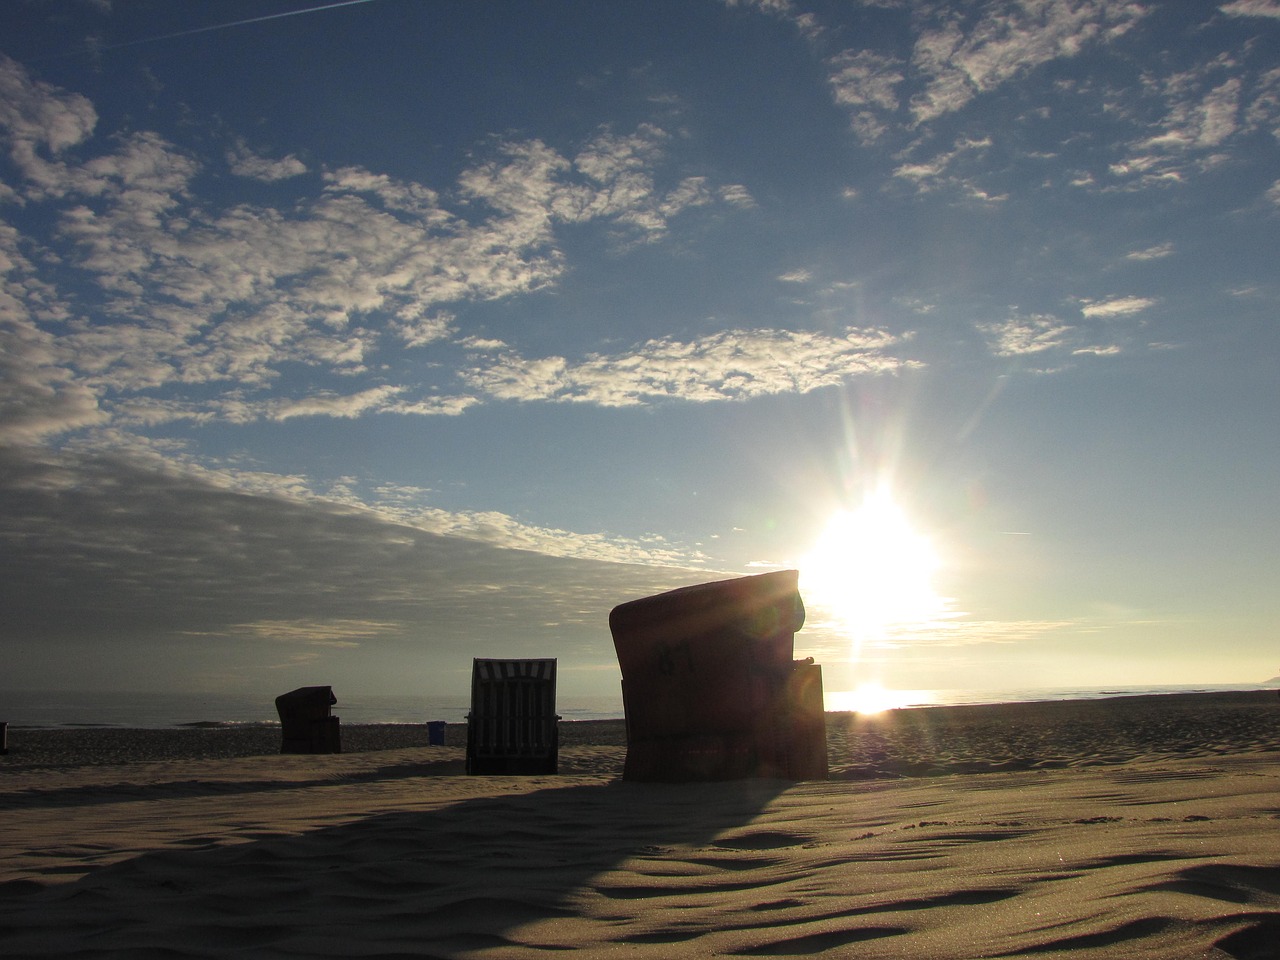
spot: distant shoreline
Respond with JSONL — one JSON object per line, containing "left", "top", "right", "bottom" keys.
{"left": 2, "top": 682, "right": 1274, "bottom": 731}
{"left": 3, "top": 690, "right": 1277, "bottom": 774}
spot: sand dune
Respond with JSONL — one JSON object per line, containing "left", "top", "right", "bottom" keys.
{"left": 2, "top": 692, "right": 1278, "bottom": 957}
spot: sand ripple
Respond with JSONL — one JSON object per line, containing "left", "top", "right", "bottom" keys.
{"left": 1, "top": 692, "right": 1279, "bottom": 957}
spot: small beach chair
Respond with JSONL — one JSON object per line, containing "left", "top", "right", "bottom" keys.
{"left": 274, "top": 685, "right": 341, "bottom": 754}
{"left": 609, "top": 570, "right": 828, "bottom": 782}
{"left": 465, "top": 658, "right": 559, "bottom": 775}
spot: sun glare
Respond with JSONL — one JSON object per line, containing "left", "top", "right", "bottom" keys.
{"left": 799, "top": 491, "right": 945, "bottom": 643}
{"left": 826, "top": 683, "right": 933, "bottom": 715}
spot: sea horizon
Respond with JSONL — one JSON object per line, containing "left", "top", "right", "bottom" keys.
{"left": 2, "top": 683, "right": 1275, "bottom": 731}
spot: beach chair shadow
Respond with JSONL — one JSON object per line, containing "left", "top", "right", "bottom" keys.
{"left": 0, "top": 778, "right": 788, "bottom": 955}
{"left": 465, "top": 658, "right": 559, "bottom": 775}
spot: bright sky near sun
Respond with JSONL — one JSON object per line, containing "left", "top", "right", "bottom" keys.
{"left": 1, "top": 0, "right": 1277, "bottom": 700}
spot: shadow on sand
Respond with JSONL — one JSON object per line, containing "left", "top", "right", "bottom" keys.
{"left": 0, "top": 777, "right": 788, "bottom": 956}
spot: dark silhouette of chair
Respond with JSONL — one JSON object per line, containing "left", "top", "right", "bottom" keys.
{"left": 609, "top": 570, "right": 827, "bottom": 782}
{"left": 275, "top": 685, "right": 341, "bottom": 754}
{"left": 466, "top": 658, "right": 559, "bottom": 775}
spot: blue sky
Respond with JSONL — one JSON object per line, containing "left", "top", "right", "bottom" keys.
{"left": 2, "top": 0, "right": 1277, "bottom": 701}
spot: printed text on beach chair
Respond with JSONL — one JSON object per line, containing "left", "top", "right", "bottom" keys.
{"left": 610, "top": 570, "right": 828, "bottom": 782}
{"left": 275, "top": 685, "right": 341, "bottom": 754}
{"left": 466, "top": 658, "right": 559, "bottom": 775}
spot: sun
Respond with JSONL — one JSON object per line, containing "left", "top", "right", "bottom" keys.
{"left": 798, "top": 491, "right": 944, "bottom": 642}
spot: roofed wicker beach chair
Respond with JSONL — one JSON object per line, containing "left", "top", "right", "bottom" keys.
{"left": 609, "top": 570, "right": 827, "bottom": 782}
{"left": 274, "top": 685, "right": 341, "bottom": 754}
{"left": 465, "top": 658, "right": 559, "bottom": 775}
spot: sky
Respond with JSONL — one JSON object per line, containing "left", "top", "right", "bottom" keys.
{"left": 1, "top": 0, "right": 1277, "bottom": 703}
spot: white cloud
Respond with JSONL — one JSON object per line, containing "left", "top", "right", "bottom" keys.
{"left": 547, "top": 125, "right": 726, "bottom": 240}
{"left": 723, "top": 0, "right": 822, "bottom": 40}
{"left": 894, "top": 296, "right": 937, "bottom": 315}
{"left": 0, "top": 312, "right": 108, "bottom": 444}
{"left": 458, "top": 336, "right": 508, "bottom": 351}
{"left": 660, "top": 176, "right": 715, "bottom": 216}
{"left": 892, "top": 135, "right": 993, "bottom": 193}
{"left": 381, "top": 500, "right": 706, "bottom": 567}
{"left": 231, "top": 618, "right": 392, "bottom": 647}
{"left": 393, "top": 309, "right": 454, "bottom": 348}
{"left": 0, "top": 56, "right": 98, "bottom": 197}
{"left": 979, "top": 314, "right": 1074, "bottom": 356}
{"left": 1126, "top": 242, "right": 1175, "bottom": 261}
{"left": 0, "top": 223, "right": 108, "bottom": 444}
{"left": 1106, "top": 155, "right": 1184, "bottom": 186}
{"left": 1134, "top": 77, "right": 1241, "bottom": 153}
{"left": 909, "top": 2, "right": 1146, "bottom": 124}
{"left": 123, "top": 386, "right": 479, "bottom": 424}
{"left": 462, "top": 327, "right": 914, "bottom": 407}
{"left": 456, "top": 127, "right": 719, "bottom": 248}
{"left": 1108, "top": 58, "right": 1255, "bottom": 189}
{"left": 1244, "top": 67, "right": 1280, "bottom": 140}
{"left": 910, "top": 20, "right": 975, "bottom": 123}
{"left": 0, "top": 58, "right": 750, "bottom": 440}
{"left": 963, "top": 184, "right": 1008, "bottom": 203}
{"left": 324, "top": 166, "right": 450, "bottom": 223}
{"left": 1073, "top": 343, "right": 1122, "bottom": 356}
{"left": 778, "top": 269, "right": 813, "bottom": 283}
{"left": 574, "top": 124, "right": 665, "bottom": 184}
{"left": 228, "top": 142, "right": 307, "bottom": 182}
{"left": 271, "top": 385, "right": 405, "bottom": 421}
{"left": 826, "top": 49, "right": 904, "bottom": 143}
{"left": 8, "top": 67, "right": 907, "bottom": 434}
{"left": 717, "top": 183, "right": 756, "bottom": 207}
{"left": 894, "top": 155, "right": 955, "bottom": 183}
{"left": 1080, "top": 296, "right": 1156, "bottom": 318}
{"left": 384, "top": 395, "right": 479, "bottom": 417}
{"left": 1220, "top": 0, "right": 1280, "bottom": 17}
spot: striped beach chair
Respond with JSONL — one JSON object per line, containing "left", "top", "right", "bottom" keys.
{"left": 465, "top": 658, "right": 559, "bottom": 775}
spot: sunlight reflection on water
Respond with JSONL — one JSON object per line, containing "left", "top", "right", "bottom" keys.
{"left": 824, "top": 684, "right": 936, "bottom": 714}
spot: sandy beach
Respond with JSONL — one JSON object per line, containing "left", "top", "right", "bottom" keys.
{"left": 2, "top": 691, "right": 1278, "bottom": 957}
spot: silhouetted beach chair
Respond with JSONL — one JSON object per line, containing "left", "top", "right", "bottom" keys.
{"left": 466, "top": 658, "right": 559, "bottom": 775}
{"left": 275, "top": 685, "right": 341, "bottom": 754}
{"left": 609, "top": 570, "right": 828, "bottom": 782}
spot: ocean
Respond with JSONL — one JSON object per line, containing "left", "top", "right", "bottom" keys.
{"left": 1, "top": 683, "right": 1274, "bottom": 730}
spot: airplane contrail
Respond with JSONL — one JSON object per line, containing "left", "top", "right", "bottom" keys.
{"left": 82, "top": 0, "right": 377, "bottom": 55}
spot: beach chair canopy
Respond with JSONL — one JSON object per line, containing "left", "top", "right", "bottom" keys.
{"left": 609, "top": 570, "right": 805, "bottom": 736}
{"left": 466, "top": 658, "right": 559, "bottom": 775}
{"left": 274, "top": 685, "right": 336, "bottom": 720}
{"left": 609, "top": 570, "right": 826, "bottom": 782}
